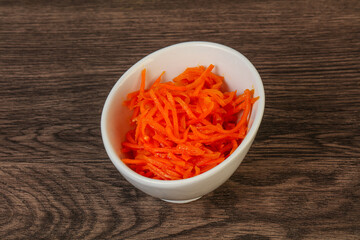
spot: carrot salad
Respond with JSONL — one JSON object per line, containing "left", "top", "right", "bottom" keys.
{"left": 122, "top": 64, "right": 258, "bottom": 180}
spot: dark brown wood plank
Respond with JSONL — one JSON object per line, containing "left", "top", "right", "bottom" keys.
{"left": 1, "top": 0, "right": 359, "bottom": 239}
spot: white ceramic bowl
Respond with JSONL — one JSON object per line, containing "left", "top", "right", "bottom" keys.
{"left": 101, "top": 41, "right": 265, "bottom": 203}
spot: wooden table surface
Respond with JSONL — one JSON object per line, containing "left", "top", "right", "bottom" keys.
{"left": 1, "top": 0, "right": 359, "bottom": 239}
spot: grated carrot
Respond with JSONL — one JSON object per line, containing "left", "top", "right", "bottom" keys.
{"left": 121, "top": 65, "right": 258, "bottom": 180}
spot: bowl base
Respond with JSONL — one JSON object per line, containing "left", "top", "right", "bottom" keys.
{"left": 161, "top": 196, "right": 202, "bottom": 204}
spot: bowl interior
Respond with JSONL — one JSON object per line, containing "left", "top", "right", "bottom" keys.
{"left": 102, "top": 42, "right": 264, "bottom": 177}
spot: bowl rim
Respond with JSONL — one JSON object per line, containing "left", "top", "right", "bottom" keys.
{"left": 101, "top": 41, "right": 265, "bottom": 187}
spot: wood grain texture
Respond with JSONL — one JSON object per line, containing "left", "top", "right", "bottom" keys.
{"left": 1, "top": 0, "right": 359, "bottom": 239}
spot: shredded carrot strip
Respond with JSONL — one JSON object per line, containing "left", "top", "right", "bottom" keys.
{"left": 122, "top": 159, "right": 147, "bottom": 165}
{"left": 149, "top": 71, "right": 165, "bottom": 90}
{"left": 174, "top": 97, "right": 197, "bottom": 119}
{"left": 140, "top": 69, "right": 146, "bottom": 97}
{"left": 121, "top": 65, "right": 258, "bottom": 180}
{"left": 165, "top": 90, "right": 179, "bottom": 137}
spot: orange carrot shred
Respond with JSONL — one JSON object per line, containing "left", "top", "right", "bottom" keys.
{"left": 150, "top": 71, "right": 165, "bottom": 90}
{"left": 121, "top": 65, "right": 258, "bottom": 180}
{"left": 140, "top": 69, "right": 146, "bottom": 97}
